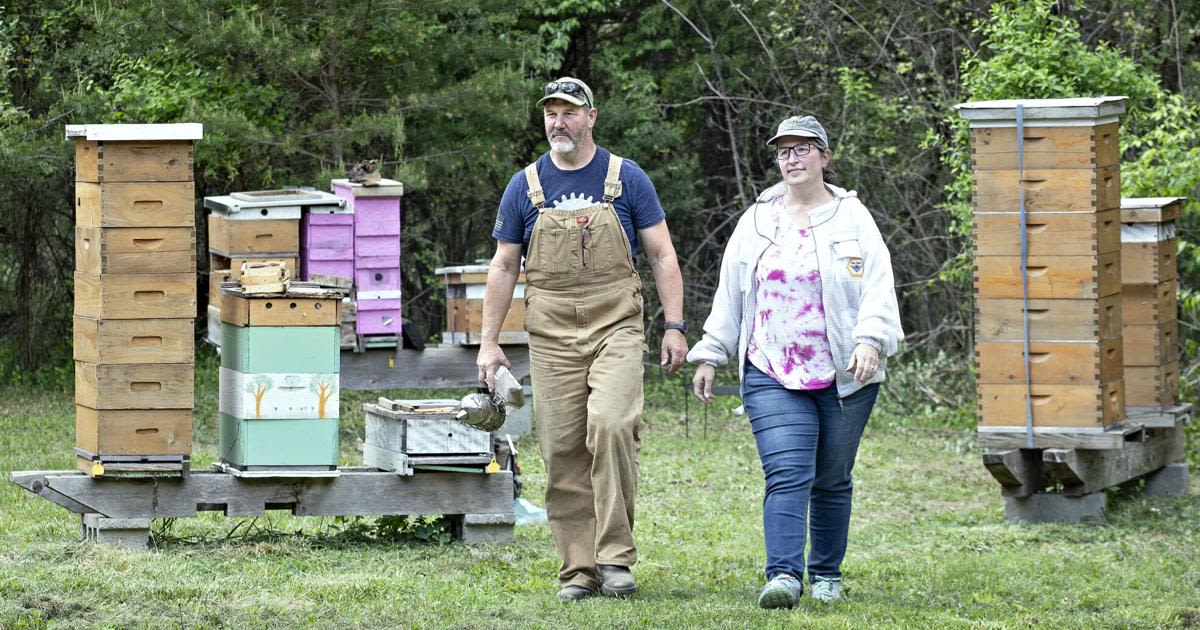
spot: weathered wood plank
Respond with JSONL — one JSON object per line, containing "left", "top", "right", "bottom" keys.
{"left": 18, "top": 469, "right": 512, "bottom": 519}
{"left": 1126, "top": 403, "right": 1191, "bottom": 428}
{"left": 1041, "top": 426, "right": 1185, "bottom": 496}
{"left": 981, "top": 449, "right": 1044, "bottom": 498}
{"left": 976, "top": 422, "right": 1140, "bottom": 450}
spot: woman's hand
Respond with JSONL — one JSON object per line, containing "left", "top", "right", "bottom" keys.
{"left": 692, "top": 363, "right": 716, "bottom": 405}
{"left": 846, "top": 343, "right": 880, "bottom": 384}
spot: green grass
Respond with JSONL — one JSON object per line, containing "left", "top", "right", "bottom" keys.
{"left": 2, "top": 350, "right": 1199, "bottom": 628}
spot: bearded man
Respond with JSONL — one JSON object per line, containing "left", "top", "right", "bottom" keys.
{"left": 476, "top": 77, "right": 688, "bottom": 601}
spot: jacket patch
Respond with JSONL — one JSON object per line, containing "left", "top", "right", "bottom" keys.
{"left": 847, "top": 257, "right": 864, "bottom": 277}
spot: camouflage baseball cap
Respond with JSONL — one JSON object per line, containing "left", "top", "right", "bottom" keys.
{"left": 766, "top": 115, "right": 829, "bottom": 149}
{"left": 537, "top": 77, "right": 594, "bottom": 108}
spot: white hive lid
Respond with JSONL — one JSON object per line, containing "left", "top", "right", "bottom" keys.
{"left": 65, "top": 123, "right": 204, "bottom": 141}
{"left": 954, "top": 97, "right": 1127, "bottom": 127}
{"left": 1120, "top": 196, "right": 1187, "bottom": 210}
{"left": 204, "top": 188, "right": 347, "bottom": 213}
{"left": 330, "top": 178, "right": 404, "bottom": 197}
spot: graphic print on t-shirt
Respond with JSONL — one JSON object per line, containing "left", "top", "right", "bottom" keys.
{"left": 553, "top": 192, "right": 596, "bottom": 212}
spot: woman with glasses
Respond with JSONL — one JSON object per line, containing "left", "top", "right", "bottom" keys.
{"left": 686, "top": 115, "right": 903, "bottom": 608}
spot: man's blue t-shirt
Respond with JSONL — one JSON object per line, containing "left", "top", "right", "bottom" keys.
{"left": 492, "top": 147, "right": 665, "bottom": 261}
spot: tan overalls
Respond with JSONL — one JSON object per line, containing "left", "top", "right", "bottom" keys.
{"left": 523, "top": 155, "right": 646, "bottom": 590}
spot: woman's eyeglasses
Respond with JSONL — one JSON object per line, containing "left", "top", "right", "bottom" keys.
{"left": 774, "top": 143, "right": 817, "bottom": 161}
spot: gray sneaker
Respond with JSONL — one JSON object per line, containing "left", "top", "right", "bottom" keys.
{"left": 810, "top": 575, "right": 842, "bottom": 602}
{"left": 596, "top": 564, "right": 637, "bottom": 597}
{"left": 758, "top": 574, "right": 802, "bottom": 609}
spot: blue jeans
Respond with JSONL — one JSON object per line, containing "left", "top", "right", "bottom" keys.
{"left": 741, "top": 362, "right": 879, "bottom": 581}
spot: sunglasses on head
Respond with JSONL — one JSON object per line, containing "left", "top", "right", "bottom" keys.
{"left": 543, "top": 81, "right": 590, "bottom": 105}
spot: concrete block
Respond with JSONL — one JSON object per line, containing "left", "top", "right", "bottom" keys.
{"left": 1004, "top": 491, "right": 1107, "bottom": 524}
{"left": 455, "top": 512, "right": 515, "bottom": 544}
{"left": 1141, "top": 463, "right": 1189, "bottom": 497}
{"left": 80, "top": 513, "right": 151, "bottom": 551}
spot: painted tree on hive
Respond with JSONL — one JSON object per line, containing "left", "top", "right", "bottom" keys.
{"left": 310, "top": 375, "right": 336, "bottom": 419}
{"left": 245, "top": 375, "right": 274, "bottom": 419}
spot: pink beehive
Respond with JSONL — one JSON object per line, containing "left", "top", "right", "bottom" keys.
{"left": 331, "top": 178, "right": 403, "bottom": 337}
{"left": 300, "top": 211, "right": 354, "bottom": 281}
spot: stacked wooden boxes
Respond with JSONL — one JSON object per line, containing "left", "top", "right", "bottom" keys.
{"left": 218, "top": 285, "right": 345, "bottom": 472}
{"left": 961, "top": 97, "right": 1127, "bottom": 436}
{"left": 331, "top": 178, "right": 403, "bottom": 342}
{"left": 1120, "top": 197, "right": 1183, "bottom": 408}
{"left": 435, "top": 264, "right": 529, "bottom": 345}
{"left": 300, "top": 190, "right": 356, "bottom": 285}
{"left": 69, "top": 123, "right": 202, "bottom": 475}
{"left": 204, "top": 190, "right": 345, "bottom": 346}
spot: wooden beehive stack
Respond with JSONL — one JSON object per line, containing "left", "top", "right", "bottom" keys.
{"left": 435, "top": 263, "right": 529, "bottom": 346}
{"left": 69, "top": 123, "right": 202, "bottom": 476}
{"left": 961, "top": 97, "right": 1127, "bottom": 437}
{"left": 1120, "top": 197, "right": 1184, "bottom": 408}
{"left": 217, "top": 283, "right": 345, "bottom": 474}
{"left": 204, "top": 189, "right": 338, "bottom": 345}
{"left": 331, "top": 178, "right": 403, "bottom": 348}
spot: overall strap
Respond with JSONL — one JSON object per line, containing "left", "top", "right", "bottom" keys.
{"left": 602, "top": 155, "right": 624, "bottom": 203}
{"left": 524, "top": 162, "right": 546, "bottom": 211}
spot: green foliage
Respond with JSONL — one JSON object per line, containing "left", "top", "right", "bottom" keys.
{"left": 948, "top": 0, "right": 1200, "bottom": 391}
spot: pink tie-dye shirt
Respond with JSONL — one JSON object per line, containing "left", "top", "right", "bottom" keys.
{"left": 746, "top": 196, "right": 837, "bottom": 390}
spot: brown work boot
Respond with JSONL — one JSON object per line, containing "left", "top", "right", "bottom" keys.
{"left": 597, "top": 564, "right": 637, "bottom": 597}
{"left": 556, "top": 584, "right": 596, "bottom": 602}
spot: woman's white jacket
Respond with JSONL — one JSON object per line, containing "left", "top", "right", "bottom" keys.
{"left": 686, "top": 181, "right": 904, "bottom": 398}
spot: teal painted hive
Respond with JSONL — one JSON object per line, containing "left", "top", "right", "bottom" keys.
{"left": 218, "top": 287, "right": 344, "bottom": 469}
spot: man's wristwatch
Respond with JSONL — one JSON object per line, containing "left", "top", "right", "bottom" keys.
{"left": 663, "top": 320, "right": 688, "bottom": 334}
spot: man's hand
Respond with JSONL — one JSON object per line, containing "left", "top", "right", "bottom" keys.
{"left": 476, "top": 342, "right": 512, "bottom": 391}
{"left": 846, "top": 343, "right": 880, "bottom": 384}
{"left": 660, "top": 329, "right": 688, "bottom": 373}
{"left": 692, "top": 363, "right": 716, "bottom": 404}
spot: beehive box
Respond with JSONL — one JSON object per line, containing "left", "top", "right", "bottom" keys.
{"left": 74, "top": 272, "right": 196, "bottom": 319}
{"left": 1123, "top": 320, "right": 1178, "bottom": 366}
{"left": 76, "top": 226, "right": 196, "bottom": 274}
{"left": 436, "top": 264, "right": 528, "bottom": 345}
{"left": 207, "top": 215, "right": 299, "bottom": 256}
{"left": 364, "top": 401, "right": 491, "bottom": 462}
{"left": 975, "top": 339, "right": 1122, "bottom": 385}
{"left": 975, "top": 295, "right": 1121, "bottom": 342}
{"left": 75, "top": 407, "right": 192, "bottom": 457}
{"left": 332, "top": 178, "right": 403, "bottom": 337}
{"left": 355, "top": 291, "right": 402, "bottom": 335}
{"left": 67, "top": 123, "right": 202, "bottom": 472}
{"left": 75, "top": 182, "right": 195, "bottom": 228}
{"left": 960, "top": 97, "right": 1127, "bottom": 433}
{"left": 74, "top": 362, "right": 194, "bottom": 410}
{"left": 218, "top": 285, "right": 345, "bottom": 470}
{"left": 1125, "top": 363, "right": 1180, "bottom": 408}
{"left": 1120, "top": 197, "right": 1183, "bottom": 408}
{"left": 73, "top": 317, "right": 193, "bottom": 364}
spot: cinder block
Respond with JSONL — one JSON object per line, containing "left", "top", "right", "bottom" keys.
{"left": 1004, "top": 491, "right": 1107, "bottom": 523}
{"left": 1141, "top": 463, "right": 1189, "bottom": 497}
{"left": 80, "top": 513, "right": 151, "bottom": 551}
{"left": 455, "top": 512, "right": 515, "bottom": 544}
